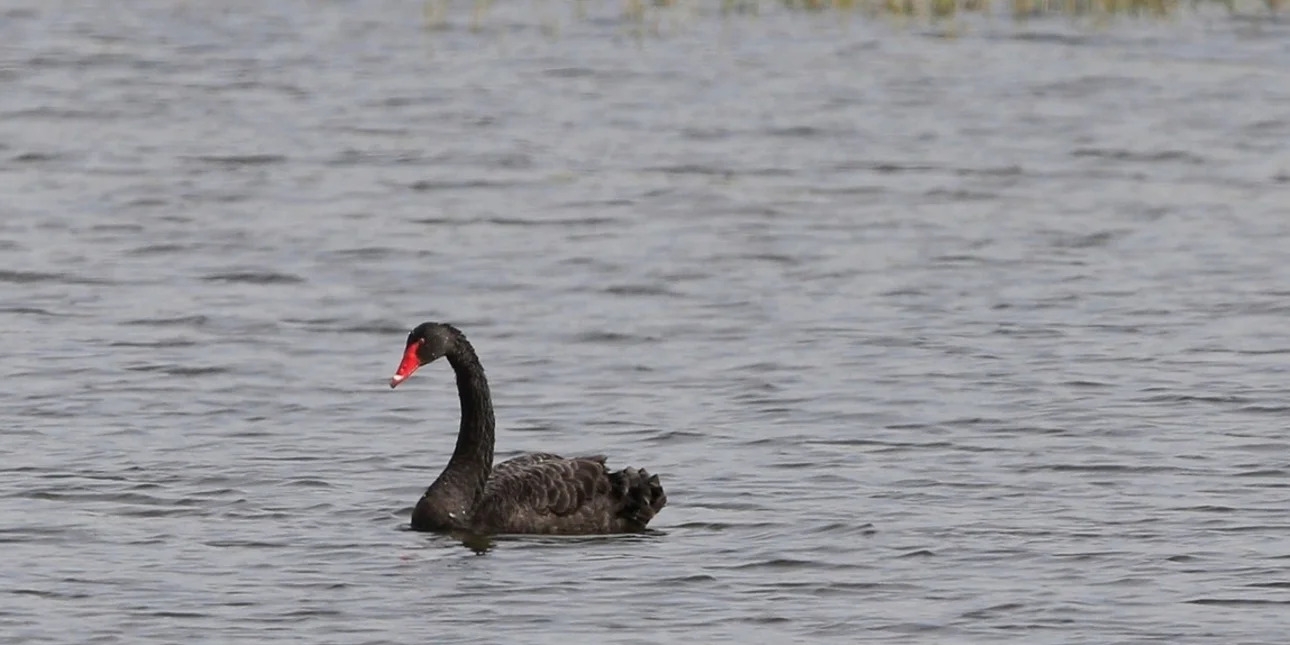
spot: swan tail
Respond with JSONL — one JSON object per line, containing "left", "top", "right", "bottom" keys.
{"left": 611, "top": 466, "right": 667, "bottom": 529}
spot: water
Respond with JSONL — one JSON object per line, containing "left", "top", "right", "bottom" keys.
{"left": 3, "top": 1, "right": 1290, "bottom": 643}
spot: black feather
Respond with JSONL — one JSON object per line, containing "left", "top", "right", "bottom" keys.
{"left": 401, "top": 324, "right": 667, "bottom": 535}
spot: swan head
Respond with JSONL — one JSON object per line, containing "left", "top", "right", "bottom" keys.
{"left": 389, "top": 322, "right": 456, "bottom": 388}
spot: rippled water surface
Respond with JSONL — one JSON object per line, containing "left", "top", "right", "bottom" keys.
{"left": 3, "top": 1, "right": 1290, "bottom": 643}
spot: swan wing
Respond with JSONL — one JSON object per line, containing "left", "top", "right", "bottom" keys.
{"left": 491, "top": 452, "right": 568, "bottom": 474}
{"left": 472, "top": 456, "right": 652, "bottom": 534}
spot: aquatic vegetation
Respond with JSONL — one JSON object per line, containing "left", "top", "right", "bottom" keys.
{"left": 423, "top": 0, "right": 1276, "bottom": 24}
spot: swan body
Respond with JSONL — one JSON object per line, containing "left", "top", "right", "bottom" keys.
{"left": 390, "top": 323, "right": 666, "bottom": 536}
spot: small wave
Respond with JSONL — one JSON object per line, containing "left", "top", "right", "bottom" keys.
{"left": 124, "top": 315, "right": 209, "bottom": 327}
{"left": 126, "top": 364, "right": 229, "bottom": 377}
{"left": 204, "top": 540, "right": 291, "bottom": 548}
{"left": 1064, "top": 379, "right": 1111, "bottom": 388}
{"left": 848, "top": 161, "right": 939, "bottom": 174}
{"left": 188, "top": 154, "right": 287, "bottom": 166}
{"left": 90, "top": 223, "right": 144, "bottom": 234}
{"left": 660, "top": 574, "right": 718, "bottom": 583}
{"left": 766, "top": 125, "right": 830, "bottom": 138}
{"left": 643, "top": 429, "right": 706, "bottom": 444}
{"left": 1173, "top": 505, "right": 1238, "bottom": 513}
{"left": 1233, "top": 469, "right": 1288, "bottom": 478}
{"left": 0, "top": 306, "right": 61, "bottom": 316}
{"left": 113, "top": 506, "right": 211, "bottom": 518}
{"left": 960, "top": 602, "right": 1026, "bottom": 620}
{"left": 649, "top": 163, "right": 731, "bottom": 176}
{"left": 122, "top": 197, "right": 169, "bottom": 208}
{"left": 282, "top": 316, "right": 339, "bottom": 327}
{"left": 491, "top": 216, "right": 614, "bottom": 227}
{"left": 18, "top": 489, "right": 199, "bottom": 508}
{"left": 559, "top": 197, "right": 635, "bottom": 208}
{"left": 1236, "top": 405, "right": 1290, "bottom": 415}
{"left": 144, "top": 611, "right": 211, "bottom": 619}
{"left": 737, "top": 252, "right": 800, "bottom": 266}
{"left": 897, "top": 548, "right": 936, "bottom": 558}
{"left": 604, "top": 284, "right": 675, "bottom": 296}
{"left": 671, "top": 521, "right": 754, "bottom": 531}
{"left": 1050, "top": 230, "right": 1118, "bottom": 249}
{"left": 109, "top": 338, "right": 198, "bottom": 348}
{"left": 0, "top": 526, "right": 71, "bottom": 543}
{"left": 10, "top": 150, "right": 69, "bottom": 163}
{"left": 680, "top": 127, "right": 732, "bottom": 141}
{"left": 338, "top": 322, "right": 411, "bottom": 335}
{"left": 925, "top": 188, "right": 997, "bottom": 201}
{"left": 571, "top": 331, "right": 650, "bottom": 344}
{"left": 1027, "top": 463, "right": 1194, "bottom": 474}
{"left": 0, "top": 270, "right": 108, "bottom": 285}
{"left": 807, "top": 522, "right": 877, "bottom": 536}
{"left": 1186, "top": 598, "right": 1290, "bottom": 606}
{"left": 407, "top": 179, "right": 515, "bottom": 191}
{"left": 543, "top": 66, "right": 597, "bottom": 78}
{"left": 1139, "top": 393, "right": 1249, "bottom": 404}
{"left": 8, "top": 588, "right": 91, "bottom": 600}
{"left": 326, "top": 246, "right": 397, "bottom": 259}
{"left": 728, "top": 557, "right": 840, "bottom": 571}
{"left": 127, "top": 243, "right": 190, "bottom": 256}
{"left": 1207, "top": 525, "right": 1290, "bottom": 534}
{"left": 1072, "top": 147, "right": 1205, "bottom": 164}
{"left": 412, "top": 215, "right": 616, "bottom": 227}
{"left": 203, "top": 271, "right": 305, "bottom": 285}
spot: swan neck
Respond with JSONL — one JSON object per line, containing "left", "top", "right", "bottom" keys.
{"left": 442, "top": 336, "right": 494, "bottom": 498}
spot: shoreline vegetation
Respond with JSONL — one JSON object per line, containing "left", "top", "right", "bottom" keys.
{"left": 422, "top": 0, "right": 1281, "bottom": 27}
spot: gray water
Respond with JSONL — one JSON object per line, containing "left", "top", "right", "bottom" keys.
{"left": 3, "top": 1, "right": 1290, "bottom": 643}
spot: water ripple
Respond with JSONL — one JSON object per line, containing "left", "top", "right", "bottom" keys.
{"left": 2, "top": 4, "right": 1289, "bottom": 645}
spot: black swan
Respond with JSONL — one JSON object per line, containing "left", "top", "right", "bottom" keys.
{"left": 388, "top": 322, "right": 667, "bottom": 535}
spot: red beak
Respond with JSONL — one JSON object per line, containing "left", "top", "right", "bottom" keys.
{"left": 390, "top": 340, "right": 423, "bottom": 388}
